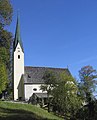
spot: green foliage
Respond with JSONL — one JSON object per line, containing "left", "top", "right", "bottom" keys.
{"left": 79, "top": 65, "right": 97, "bottom": 102}
{"left": 0, "top": 29, "right": 13, "bottom": 95}
{"left": 0, "top": 47, "right": 9, "bottom": 65}
{"left": 41, "top": 70, "right": 57, "bottom": 93}
{"left": 0, "top": 30, "right": 13, "bottom": 68}
{"left": 76, "top": 99, "right": 97, "bottom": 120}
{"left": 0, "top": 62, "right": 8, "bottom": 93}
{"left": 40, "top": 70, "right": 57, "bottom": 112}
{"left": 0, "top": 29, "right": 12, "bottom": 48}
{"left": 52, "top": 72, "right": 82, "bottom": 119}
{"left": 41, "top": 71, "right": 82, "bottom": 119}
{"left": 76, "top": 66, "right": 97, "bottom": 120}
{"left": 0, "top": 0, "right": 13, "bottom": 94}
{"left": 0, "top": 0, "right": 13, "bottom": 27}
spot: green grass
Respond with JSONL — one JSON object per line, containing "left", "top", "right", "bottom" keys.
{"left": 0, "top": 101, "right": 63, "bottom": 120}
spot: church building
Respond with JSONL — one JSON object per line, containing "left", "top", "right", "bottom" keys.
{"left": 13, "top": 16, "right": 71, "bottom": 101}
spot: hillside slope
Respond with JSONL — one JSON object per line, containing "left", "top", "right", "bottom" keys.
{"left": 0, "top": 101, "right": 63, "bottom": 120}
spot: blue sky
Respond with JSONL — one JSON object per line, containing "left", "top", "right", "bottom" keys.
{"left": 9, "top": 0, "right": 97, "bottom": 78}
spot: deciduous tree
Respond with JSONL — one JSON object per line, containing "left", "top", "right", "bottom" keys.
{"left": 40, "top": 70, "right": 57, "bottom": 112}
{"left": 52, "top": 72, "right": 82, "bottom": 119}
{"left": 79, "top": 65, "right": 97, "bottom": 102}
{"left": 0, "top": 0, "right": 13, "bottom": 28}
{"left": 0, "top": 0, "right": 13, "bottom": 95}
{"left": 0, "top": 61, "right": 8, "bottom": 93}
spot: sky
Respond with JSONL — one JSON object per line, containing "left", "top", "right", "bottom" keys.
{"left": 9, "top": 0, "right": 97, "bottom": 78}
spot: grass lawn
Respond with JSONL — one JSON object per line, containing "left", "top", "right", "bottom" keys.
{"left": 0, "top": 101, "right": 63, "bottom": 120}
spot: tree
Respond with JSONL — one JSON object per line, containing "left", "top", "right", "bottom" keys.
{"left": 0, "top": 47, "right": 9, "bottom": 65}
{"left": 0, "top": 61, "right": 8, "bottom": 93}
{"left": 0, "top": 0, "right": 13, "bottom": 66}
{"left": 0, "top": 0, "right": 13, "bottom": 28}
{"left": 52, "top": 72, "right": 82, "bottom": 119}
{"left": 79, "top": 65, "right": 97, "bottom": 102}
{"left": 0, "top": 0, "right": 13, "bottom": 95}
{"left": 0, "top": 30, "right": 13, "bottom": 68}
{"left": 41, "top": 70, "right": 82, "bottom": 118}
{"left": 40, "top": 70, "right": 57, "bottom": 112}
{"left": 78, "top": 65, "right": 97, "bottom": 119}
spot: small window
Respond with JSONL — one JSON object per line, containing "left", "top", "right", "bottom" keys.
{"left": 18, "top": 55, "right": 20, "bottom": 59}
{"left": 33, "top": 88, "right": 37, "bottom": 91}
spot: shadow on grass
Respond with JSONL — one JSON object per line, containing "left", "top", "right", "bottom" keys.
{"left": 0, "top": 107, "right": 55, "bottom": 120}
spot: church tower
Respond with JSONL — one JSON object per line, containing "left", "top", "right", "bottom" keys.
{"left": 13, "top": 15, "right": 24, "bottom": 100}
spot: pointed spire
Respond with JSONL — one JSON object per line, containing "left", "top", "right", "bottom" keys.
{"left": 14, "top": 13, "right": 24, "bottom": 52}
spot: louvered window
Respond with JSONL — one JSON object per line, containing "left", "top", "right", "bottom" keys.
{"left": 18, "top": 55, "right": 20, "bottom": 59}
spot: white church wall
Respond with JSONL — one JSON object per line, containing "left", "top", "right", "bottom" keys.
{"left": 24, "top": 84, "right": 46, "bottom": 101}
{"left": 14, "top": 43, "right": 24, "bottom": 100}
